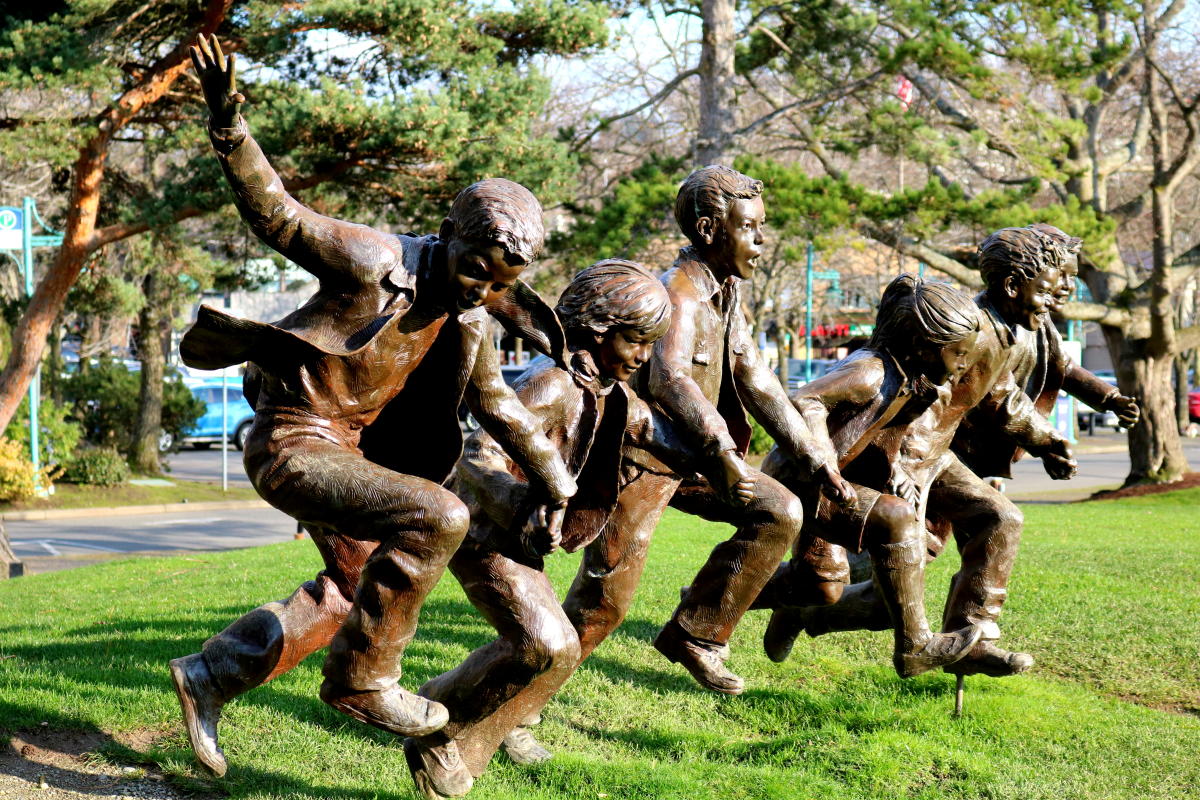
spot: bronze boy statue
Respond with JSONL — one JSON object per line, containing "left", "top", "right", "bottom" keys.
{"left": 407, "top": 260, "right": 730, "bottom": 799}
{"left": 749, "top": 275, "right": 986, "bottom": 677}
{"left": 539, "top": 166, "right": 855, "bottom": 703}
{"left": 764, "top": 226, "right": 1085, "bottom": 677}
{"left": 169, "top": 35, "right": 575, "bottom": 777}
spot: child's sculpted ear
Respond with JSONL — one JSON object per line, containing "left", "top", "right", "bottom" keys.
{"left": 1003, "top": 274, "right": 1021, "bottom": 299}
{"left": 695, "top": 216, "right": 715, "bottom": 246}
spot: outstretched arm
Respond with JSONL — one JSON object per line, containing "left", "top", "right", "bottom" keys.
{"left": 191, "top": 34, "right": 401, "bottom": 287}
{"left": 1063, "top": 365, "right": 1140, "bottom": 428}
{"left": 730, "top": 313, "right": 854, "bottom": 505}
{"left": 980, "top": 369, "right": 1077, "bottom": 479}
{"left": 464, "top": 334, "right": 576, "bottom": 507}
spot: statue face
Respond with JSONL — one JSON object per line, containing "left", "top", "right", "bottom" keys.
{"left": 444, "top": 238, "right": 527, "bottom": 312}
{"left": 1050, "top": 253, "right": 1078, "bottom": 312}
{"left": 708, "top": 196, "right": 765, "bottom": 280}
{"left": 594, "top": 326, "right": 657, "bottom": 382}
{"left": 1001, "top": 266, "right": 1061, "bottom": 331}
{"left": 921, "top": 329, "right": 978, "bottom": 386}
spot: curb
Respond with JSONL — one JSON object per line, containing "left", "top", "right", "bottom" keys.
{"left": 1, "top": 499, "right": 269, "bottom": 522}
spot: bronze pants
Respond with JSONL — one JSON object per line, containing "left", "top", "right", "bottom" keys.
{"left": 563, "top": 463, "right": 803, "bottom": 658}
{"left": 199, "top": 428, "right": 469, "bottom": 699}
{"left": 763, "top": 455, "right": 1022, "bottom": 641}
{"left": 418, "top": 538, "right": 580, "bottom": 777}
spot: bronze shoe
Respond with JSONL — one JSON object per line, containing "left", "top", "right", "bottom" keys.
{"left": 320, "top": 680, "right": 449, "bottom": 737}
{"left": 404, "top": 738, "right": 474, "bottom": 799}
{"left": 762, "top": 607, "right": 810, "bottom": 663}
{"left": 895, "top": 624, "right": 984, "bottom": 678}
{"left": 677, "top": 588, "right": 733, "bottom": 661}
{"left": 944, "top": 641, "right": 1034, "bottom": 677}
{"left": 169, "top": 654, "right": 227, "bottom": 777}
{"left": 501, "top": 726, "right": 552, "bottom": 765}
{"left": 653, "top": 624, "right": 744, "bottom": 695}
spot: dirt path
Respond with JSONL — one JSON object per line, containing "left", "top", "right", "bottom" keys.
{"left": 0, "top": 729, "right": 213, "bottom": 800}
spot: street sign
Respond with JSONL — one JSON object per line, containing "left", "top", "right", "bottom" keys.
{"left": 0, "top": 206, "right": 22, "bottom": 249}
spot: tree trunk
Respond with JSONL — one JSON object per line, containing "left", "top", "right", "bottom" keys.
{"left": 130, "top": 273, "right": 165, "bottom": 474}
{"left": 1174, "top": 355, "right": 1190, "bottom": 433}
{"left": 1122, "top": 349, "right": 1188, "bottom": 484}
{"left": 695, "top": 0, "right": 736, "bottom": 165}
{"left": 774, "top": 328, "right": 789, "bottom": 387}
{"left": 0, "top": 0, "right": 230, "bottom": 434}
{"left": 0, "top": 522, "right": 24, "bottom": 579}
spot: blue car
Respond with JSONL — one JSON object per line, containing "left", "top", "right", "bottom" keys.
{"left": 182, "top": 381, "right": 255, "bottom": 450}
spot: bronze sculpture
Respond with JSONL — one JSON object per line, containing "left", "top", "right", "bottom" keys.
{"left": 406, "top": 260, "right": 733, "bottom": 798}
{"left": 169, "top": 35, "right": 576, "bottom": 777}
{"left": 747, "top": 275, "right": 987, "bottom": 677}
{"left": 763, "top": 225, "right": 1093, "bottom": 678}
{"left": 557, "top": 166, "right": 855, "bottom": 701}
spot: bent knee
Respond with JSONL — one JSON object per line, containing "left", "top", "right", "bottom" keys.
{"left": 521, "top": 625, "right": 582, "bottom": 674}
{"left": 756, "top": 482, "right": 804, "bottom": 532}
{"left": 980, "top": 500, "right": 1023, "bottom": 538}
{"left": 871, "top": 496, "right": 918, "bottom": 542}
{"left": 428, "top": 495, "right": 471, "bottom": 538}
{"left": 812, "top": 579, "right": 845, "bottom": 606}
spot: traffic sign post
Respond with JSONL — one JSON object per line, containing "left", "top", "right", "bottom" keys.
{"left": 804, "top": 243, "right": 841, "bottom": 383}
{"left": 0, "top": 198, "right": 64, "bottom": 494}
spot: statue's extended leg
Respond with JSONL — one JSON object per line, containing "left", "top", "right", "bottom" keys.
{"left": 170, "top": 437, "right": 380, "bottom": 777}
{"left": 492, "top": 467, "right": 678, "bottom": 760}
{"left": 320, "top": 478, "right": 470, "bottom": 735}
{"left": 655, "top": 472, "right": 804, "bottom": 694}
{"left": 929, "top": 458, "right": 1033, "bottom": 677}
{"left": 414, "top": 540, "right": 580, "bottom": 784}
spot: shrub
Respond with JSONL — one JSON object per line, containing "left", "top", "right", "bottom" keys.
{"left": 4, "top": 394, "right": 83, "bottom": 471}
{"left": 63, "top": 358, "right": 204, "bottom": 455}
{"left": 748, "top": 416, "right": 776, "bottom": 455}
{"left": 0, "top": 437, "right": 38, "bottom": 502}
{"left": 62, "top": 446, "right": 130, "bottom": 486}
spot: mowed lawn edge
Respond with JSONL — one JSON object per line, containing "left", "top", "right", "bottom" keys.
{"left": 1, "top": 490, "right": 1198, "bottom": 800}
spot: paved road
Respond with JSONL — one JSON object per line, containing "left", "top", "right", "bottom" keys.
{"left": 8, "top": 432, "right": 1198, "bottom": 570}
{"left": 1005, "top": 429, "right": 1200, "bottom": 500}
{"left": 7, "top": 507, "right": 295, "bottom": 562}
{"left": 166, "top": 446, "right": 253, "bottom": 487}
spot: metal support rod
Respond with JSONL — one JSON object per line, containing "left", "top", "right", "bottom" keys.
{"left": 954, "top": 674, "right": 965, "bottom": 717}
{"left": 221, "top": 368, "right": 229, "bottom": 492}
{"left": 22, "top": 197, "right": 40, "bottom": 483}
{"left": 805, "top": 243, "right": 814, "bottom": 383}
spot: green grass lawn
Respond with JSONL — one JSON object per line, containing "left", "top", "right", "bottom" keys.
{"left": 1, "top": 490, "right": 1198, "bottom": 800}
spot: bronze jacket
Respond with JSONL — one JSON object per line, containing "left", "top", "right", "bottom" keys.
{"left": 952, "top": 296, "right": 1110, "bottom": 478}
{"left": 179, "top": 116, "right": 574, "bottom": 498}
{"left": 769, "top": 300, "right": 1062, "bottom": 493}
{"left": 456, "top": 353, "right": 699, "bottom": 555}
{"left": 630, "top": 248, "right": 832, "bottom": 476}
{"left": 775, "top": 348, "right": 918, "bottom": 488}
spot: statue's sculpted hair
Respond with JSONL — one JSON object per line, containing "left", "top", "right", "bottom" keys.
{"left": 869, "top": 274, "right": 979, "bottom": 351}
{"left": 556, "top": 259, "right": 671, "bottom": 344}
{"left": 1027, "top": 222, "right": 1083, "bottom": 268}
{"left": 447, "top": 178, "right": 545, "bottom": 263}
{"left": 977, "top": 224, "right": 1077, "bottom": 294}
{"left": 674, "top": 165, "right": 764, "bottom": 247}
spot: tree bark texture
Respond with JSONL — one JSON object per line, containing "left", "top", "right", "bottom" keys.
{"left": 0, "top": 522, "right": 23, "bottom": 579}
{"left": 695, "top": 0, "right": 736, "bottom": 166}
{"left": 0, "top": 0, "right": 232, "bottom": 434}
{"left": 131, "top": 272, "right": 166, "bottom": 474}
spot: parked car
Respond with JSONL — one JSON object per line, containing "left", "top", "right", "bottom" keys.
{"left": 182, "top": 380, "right": 255, "bottom": 450}
{"left": 1189, "top": 388, "right": 1200, "bottom": 422}
{"left": 786, "top": 358, "right": 840, "bottom": 391}
{"left": 1075, "top": 370, "right": 1121, "bottom": 432}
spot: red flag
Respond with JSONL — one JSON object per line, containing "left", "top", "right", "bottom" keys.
{"left": 896, "top": 75, "right": 914, "bottom": 110}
